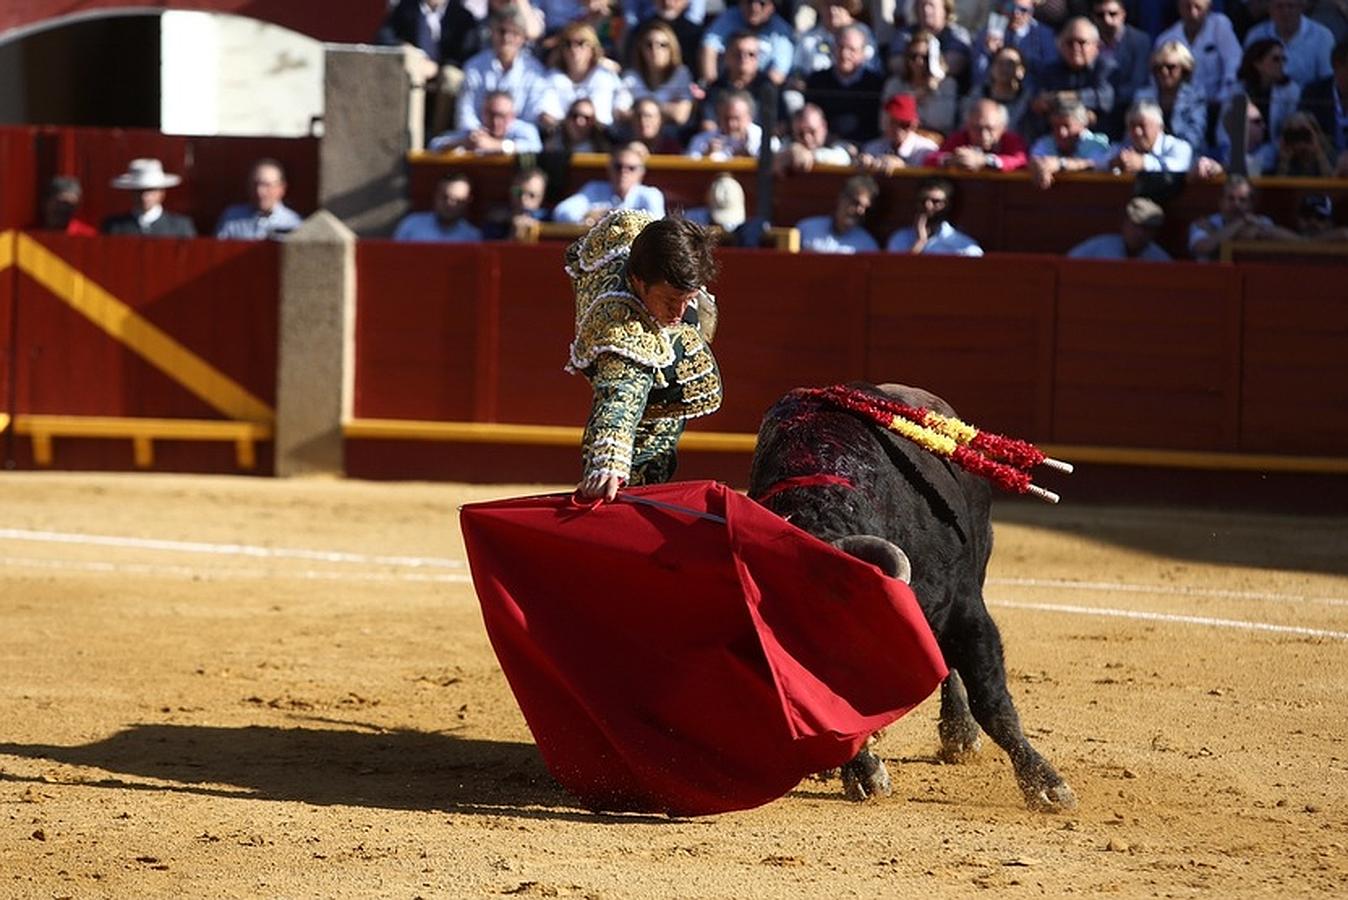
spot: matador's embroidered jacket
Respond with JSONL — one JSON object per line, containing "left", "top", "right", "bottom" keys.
{"left": 565, "top": 210, "right": 723, "bottom": 485}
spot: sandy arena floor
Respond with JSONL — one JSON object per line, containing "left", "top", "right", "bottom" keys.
{"left": 1, "top": 472, "right": 1345, "bottom": 899}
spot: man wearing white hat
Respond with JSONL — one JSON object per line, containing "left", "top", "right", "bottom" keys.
{"left": 101, "top": 158, "right": 197, "bottom": 238}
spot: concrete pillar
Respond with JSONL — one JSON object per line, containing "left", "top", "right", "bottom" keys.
{"left": 319, "top": 43, "right": 423, "bottom": 237}
{"left": 276, "top": 210, "right": 356, "bottom": 477}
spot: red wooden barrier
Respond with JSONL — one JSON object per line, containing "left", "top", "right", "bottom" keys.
{"left": 1054, "top": 259, "right": 1243, "bottom": 450}
{"left": 1240, "top": 264, "right": 1348, "bottom": 455}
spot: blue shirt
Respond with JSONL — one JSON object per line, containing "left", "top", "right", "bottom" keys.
{"left": 552, "top": 181, "right": 666, "bottom": 223}
{"left": 457, "top": 50, "right": 563, "bottom": 129}
{"left": 795, "top": 216, "right": 879, "bottom": 254}
{"left": 702, "top": 9, "right": 797, "bottom": 77}
{"left": 392, "top": 213, "right": 484, "bottom": 243}
{"left": 1099, "top": 133, "right": 1194, "bottom": 172}
{"left": 428, "top": 119, "right": 543, "bottom": 154}
{"left": 1067, "top": 233, "right": 1171, "bottom": 261}
{"left": 214, "top": 202, "right": 303, "bottom": 240}
{"left": 885, "top": 221, "right": 983, "bottom": 256}
{"left": 1029, "top": 130, "right": 1112, "bottom": 164}
{"left": 1244, "top": 17, "right": 1335, "bottom": 88}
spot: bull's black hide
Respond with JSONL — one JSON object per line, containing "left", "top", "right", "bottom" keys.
{"left": 749, "top": 382, "right": 1076, "bottom": 812}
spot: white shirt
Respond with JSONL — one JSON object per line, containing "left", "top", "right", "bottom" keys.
{"left": 616, "top": 66, "right": 694, "bottom": 112}
{"left": 860, "top": 132, "right": 939, "bottom": 167}
{"left": 547, "top": 67, "right": 628, "bottom": 126}
{"left": 885, "top": 220, "right": 984, "bottom": 256}
{"left": 1155, "top": 13, "right": 1242, "bottom": 103}
{"left": 137, "top": 205, "right": 164, "bottom": 230}
{"left": 686, "top": 123, "right": 779, "bottom": 160}
{"left": 795, "top": 216, "right": 879, "bottom": 254}
{"left": 1243, "top": 16, "right": 1336, "bottom": 87}
{"left": 552, "top": 181, "right": 666, "bottom": 223}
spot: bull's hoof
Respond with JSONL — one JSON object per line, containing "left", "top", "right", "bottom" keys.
{"left": 1022, "top": 780, "right": 1078, "bottom": 813}
{"left": 840, "top": 751, "right": 891, "bottom": 802}
{"left": 938, "top": 728, "right": 982, "bottom": 764}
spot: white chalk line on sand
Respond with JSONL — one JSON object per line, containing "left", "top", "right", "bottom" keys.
{"left": 987, "top": 576, "right": 1348, "bottom": 608}
{"left": 988, "top": 599, "right": 1348, "bottom": 641}
{"left": 0, "top": 527, "right": 464, "bottom": 569}
{"left": 0, "top": 554, "right": 472, "bottom": 585}
{"left": 3, "top": 528, "right": 1345, "bottom": 638}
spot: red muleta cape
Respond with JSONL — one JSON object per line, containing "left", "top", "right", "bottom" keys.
{"left": 459, "top": 480, "right": 947, "bottom": 816}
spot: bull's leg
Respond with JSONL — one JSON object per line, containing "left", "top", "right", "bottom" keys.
{"left": 840, "top": 733, "right": 892, "bottom": 801}
{"left": 937, "top": 670, "right": 982, "bottom": 762}
{"left": 941, "top": 608, "right": 1077, "bottom": 812}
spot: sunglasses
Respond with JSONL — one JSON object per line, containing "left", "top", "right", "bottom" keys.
{"left": 1065, "top": 36, "right": 1094, "bottom": 46}
{"left": 569, "top": 111, "right": 594, "bottom": 121}
{"left": 564, "top": 39, "right": 591, "bottom": 48}
{"left": 611, "top": 162, "right": 643, "bottom": 171}
{"left": 644, "top": 40, "right": 672, "bottom": 48}
{"left": 1153, "top": 62, "right": 1182, "bottom": 72}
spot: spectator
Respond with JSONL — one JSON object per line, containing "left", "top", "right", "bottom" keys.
{"left": 931, "top": 97, "right": 1029, "bottom": 170}
{"left": 1188, "top": 174, "right": 1299, "bottom": 259}
{"left": 1295, "top": 192, "right": 1348, "bottom": 239}
{"left": 101, "top": 159, "right": 196, "bottom": 238}
{"left": 883, "top": 28, "right": 960, "bottom": 134}
{"left": 1030, "top": 17, "right": 1118, "bottom": 140}
{"left": 885, "top": 176, "right": 984, "bottom": 255}
{"left": 889, "top": 0, "right": 975, "bottom": 92}
{"left": 552, "top": 143, "right": 667, "bottom": 223}
{"left": 1215, "top": 94, "right": 1281, "bottom": 172}
{"left": 1136, "top": 41, "right": 1210, "bottom": 153}
{"left": 699, "top": 0, "right": 797, "bottom": 86}
{"left": 774, "top": 103, "right": 856, "bottom": 172}
{"left": 215, "top": 159, "right": 303, "bottom": 240}
{"left": 377, "top": 0, "right": 482, "bottom": 136}
{"left": 794, "top": 0, "right": 880, "bottom": 77}
{"left": 687, "top": 89, "right": 779, "bottom": 158}
{"left": 859, "top": 92, "right": 941, "bottom": 171}
{"left": 795, "top": 174, "right": 882, "bottom": 253}
{"left": 620, "top": 19, "right": 697, "bottom": 127}
{"left": 1029, "top": 95, "right": 1113, "bottom": 187}
{"left": 457, "top": 5, "right": 563, "bottom": 130}
{"left": 431, "top": 89, "right": 545, "bottom": 153}
{"left": 635, "top": 0, "right": 705, "bottom": 70}
{"left": 973, "top": 0, "right": 1056, "bottom": 83}
{"left": 39, "top": 176, "right": 96, "bottom": 236}
{"left": 804, "top": 24, "right": 887, "bottom": 143}
{"left": 545, "top": 97, "right": 614, "bottom": 151}
{"left": 483, "top": 166, "right": 551, "bottom": 239}
{"left": 393, "top": 172, "right": 484, "bottom": 242}
{"left": 1067, "top": 196, "right": 1172, "bottom": 260}
{"left": 617, "top": 95, "right": 688, "bottom": 151}
{"left": 544, "top": 22, "right": 627, "bottom": 130}
{"left": 700, "top": 30, "right": 785, "bottom": 132}
{"left": 963, "top": 45, "right": 1034, "bottom": 138}
{"left": 1272, "top": 109, "right": 1339, "bottom": 172}
{"left": 1232, "top": 38, "right": 1304, "bottom": 140}
{"left": 1298, "top": 37, "right": 1348, "bottom": 155}
{"left": 1244, "top": 0, "right": 1335, "bottom": 87}
{"left": 684, "top": 171, "right": 751, "bottom": 231}
{"left": 1154, "top": 0, "right": 1243, "bottom": 104}
{"left": 1094, "top": 0, "right": 1154, "bottom": 133}
{"left": 1100, "top": 98, "right": 1195, "bottom": 171}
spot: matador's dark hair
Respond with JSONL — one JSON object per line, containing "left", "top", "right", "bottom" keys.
{"left": 627, "top": 215, "right": 719, "bottom": 291}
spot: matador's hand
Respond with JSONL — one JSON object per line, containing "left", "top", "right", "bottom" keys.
{"left": 577, "top": 472, "right": 623, "bottom": 502}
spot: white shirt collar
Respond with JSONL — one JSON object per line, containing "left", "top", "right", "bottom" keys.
{"left": 137, "top": 205, "right": 164, "bottom": 228}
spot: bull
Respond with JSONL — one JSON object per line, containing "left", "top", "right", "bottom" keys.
{"left": 748, "top": 382, "right": 1077, "bottom": 812}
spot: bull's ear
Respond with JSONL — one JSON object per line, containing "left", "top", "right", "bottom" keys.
{"left": 832, "top": 535, "right": 912, "bottom": 584}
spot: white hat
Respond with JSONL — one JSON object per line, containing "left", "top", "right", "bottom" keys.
{"left": 111, "top": 158, "right": 182, "bottom": 190}
{"left": 707, "top": 174, "right": 746, "bottom": 231}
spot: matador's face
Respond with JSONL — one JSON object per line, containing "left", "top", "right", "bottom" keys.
{"left": 632, "top": 276, "right": 698, "bottom": 327}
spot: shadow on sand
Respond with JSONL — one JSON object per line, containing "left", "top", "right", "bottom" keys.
{"left": 0, "top": 721, "right": 673, "bottom": 824}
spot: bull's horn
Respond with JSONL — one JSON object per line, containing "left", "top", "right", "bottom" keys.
{"left": 832, "top": 535, "right": 912, "bottom": 584}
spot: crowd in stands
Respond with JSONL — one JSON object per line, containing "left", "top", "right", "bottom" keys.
{"left": 30, "top": 0, "right": 1348, "bottom": 263}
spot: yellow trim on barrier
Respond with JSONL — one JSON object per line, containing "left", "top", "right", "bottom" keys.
{"left": 14, "top": 234, "right": 274, "bottom": 424}
{"left": 344, "top": 419, "right": 1348, "bottom": 474}
{"left": 13, "top": 415, "right": 272, "bottom": 469}
{"left": 0, "top": 412, "right": 9, "bottom": 433}
{"left": 0, "top": 230, "right": 14, "bottom": 272}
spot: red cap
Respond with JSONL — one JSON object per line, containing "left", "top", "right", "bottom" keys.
{"left": 885, "top": 93, "right": 918, "bottom": 125}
